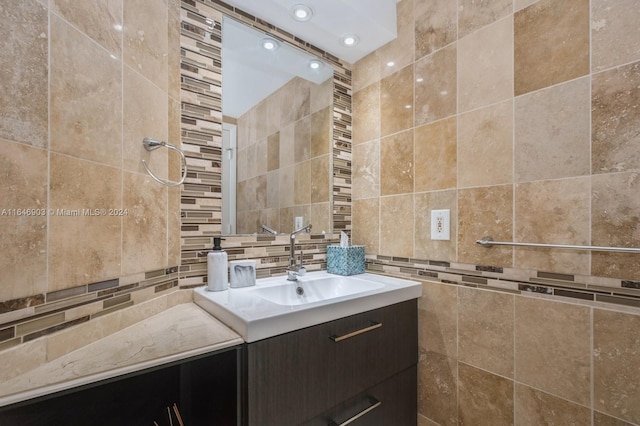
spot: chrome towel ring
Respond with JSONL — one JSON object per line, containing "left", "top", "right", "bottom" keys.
{"left": 141, "top": 137, "right": 187, "bottom": 187}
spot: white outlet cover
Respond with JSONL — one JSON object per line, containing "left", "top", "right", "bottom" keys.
{"left": 431, "top": 209, "right": 450, "bottom": 241}
{"left": 294, "top": 216, "right": 303, "bottom": 229}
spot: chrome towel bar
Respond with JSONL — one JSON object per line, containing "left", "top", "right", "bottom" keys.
{"left": 141, "top": 137, "right": 187, "bottom": 187}
{"left": 476, "top": 237, "right": 640, "bottom": 254}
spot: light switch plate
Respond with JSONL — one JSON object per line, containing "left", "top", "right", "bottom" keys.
{"left": 431, "top": 209, "right": 450, "bottom": 241}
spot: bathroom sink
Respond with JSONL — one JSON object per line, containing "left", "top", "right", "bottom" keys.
{"left": 252, "top": 275, "right": 384, "bottom": 306}
{"left": 194, "top": 271, "right": 422, "bottom": 342}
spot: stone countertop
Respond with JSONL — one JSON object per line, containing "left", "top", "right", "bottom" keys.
{"left": 0, "top": 302, "right": 243, "bottom": 408}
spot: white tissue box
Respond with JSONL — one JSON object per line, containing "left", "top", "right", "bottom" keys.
{"left": 229, "top": 260, "right": 256, "bottom": 288}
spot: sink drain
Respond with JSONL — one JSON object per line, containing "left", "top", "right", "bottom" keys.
{"left": 296, "top": 286, "right": 304, "bottom": 296}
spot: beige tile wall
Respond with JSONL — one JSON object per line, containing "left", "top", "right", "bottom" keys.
{"left": 235, "top": 77, "right": 333, "bottom": 234}
{"left": 352, "top": 0, "right": 640, "bottom": 424}
{"left": 418, "top": 279, "right": 640, "bottom": 425}
{"left": 352, "top": 0, "right": 640, "bottom": 281}
{"left": 0, "top": 1, "right": 181, "bottom": 301}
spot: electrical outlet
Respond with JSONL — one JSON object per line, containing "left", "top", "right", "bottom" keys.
{"left": 431, "top": 209, "right": 450, "bottom": 241}
{"left": 294, "top": 216, "right": 303, "bottom": 229}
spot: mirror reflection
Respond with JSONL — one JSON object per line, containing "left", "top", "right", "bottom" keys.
{"left": 221, "top": 17, "right": 334, "bottom": 236}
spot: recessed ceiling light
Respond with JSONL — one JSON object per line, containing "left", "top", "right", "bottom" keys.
{"left": 386, "top": 61, "right": 395, "bottom": 67}
{"left": 261, "top": 38, "right": 279, "bottom": 51}
{"left": 308, "top": 59, "right": 324, "bottom": 70}
{"left": 341, "top": 34, "right": 359, "bottom": 47}
{"left": 291, "top": 4, "right": 313, "bottom": 21}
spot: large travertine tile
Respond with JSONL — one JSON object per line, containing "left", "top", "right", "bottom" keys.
{"left": 49, "top": 154, "right": 122, "bottom": 290}
{"left": 380, "top": 194, "right": 414, "bottom": 258}
{"left": 122, "top": 172, "right": 167, "bottom": 275}
{"left": 279, "top": 123, "right": 295, "bottom": 168}
{"left": 514, "top": 178, "right": 591, "bottom": 275}
{"left": 414, "top": 0, "right": 456, "bottom": 60}
{"left": 459, "top": 287, "right": 514, "bottom": 378}
{"left": 592, "top": 172, "right": 640, "bottom": 280}
{"left": 516, "top": 384, "right": 591, "bottom": 425}
{"left": 353, "top": 51, "right": 381, "bottom": 94}
{"left": 52, "top": 0, "right": 122, "bottom": 57}
{"left": 310, "top": 202, "right": 331, "bottom": 235}
{"left": 353, "top": 83, "right": 380, "bottom": 145}
{"left": 167, "top": 186, "right": 180, "bottom": 266}
{"left": 458, "top": 0, "right": 512, "bottom": 39}
{"left": 458, "top": 100, "right": 513, "bottom": 188}
{"left": 294, "top": 160, "right": 311, "bottom": 205}
{"left": 594, "top": 411, "right": 637, "bottom": 426}
{"left": 292, "top": 78, "right": 311, "bottom": 123}
{"left": 0, "top": 140, "right": 48, "bottom": 301}
{"left": 50, "top": 15, "right": 122, "bottom": 167}
{"left": 458, "top": 17, "right": 513, "bottom": 113}
{"left": 310, "top": 77, "right": 332, "bottom": 114}
{"left": 415, "top": 117, "right": 457, "bottom": 192}
{"left": 310, "top": 106, "right": 330, "bottom": 158}
{"left": 458, "top": 363, "right": 514, "bottom": 426}
{"left": 415, "top": 44, "right": 457, "bottom": 127}
{"left": 352, "top": 198, "right": 379, "bottom": 254}
{"left": 381, "top": 130, "right": 413, "bottom": 196}
{"left": 418, "top": 351, "right": 458, "bottom": 426}
{"left": 380, "top": 65, "right": 414, "bottom": 137}
{"left": 377, "top": 0, "right": 414, "bottom": 79}
{"left": 414, "top": 190, "right": 457, "bottom": 262}
{"left": 515, "top": 77, "right": 590, "bottom": 182}
{"left": 457, "top": 185, "right": 513, "bottom": 266}
{"left": 0, "top": 0, "right": 48, "bottom": 148}
{"left": 514, "top": 0, "right": 590, "bottom": 95}
{"left": 594, "top": 309, "right": 640, "bottom": 425}
{"left": 592, "top": 61, "right": 640, "bottom": 174}
{"left": 267, "top": 132, "right": 279, "bottom": 172}
{"left": 515, "top": 296, "right": 591, "bottom": 405}
{"left": 418, "top": 281, "right": 457, "bottom": 358}
{"left": 310, "top": 155, "right": 330, "bottom": 203}
{"left": 266, "top": 170, "right": 279, "bottom": 210}
{"left": 167, "top": 10, "right": 180, "bottom": 101}
{"left": 278, "top": 165, "right": 294, "bottom": 208}
{"left": 123, "top": 0, "right": 168, "bottom": 91}
{"left": 592, "top": 0, "right": 640, "bottom": 71}
{"left": 352, "top": 140, "right": 380, "bottom": 200}
{"left": 294, "top": 116, "right": 311, "bottom": 163}
{"left": 123, "top": 67, "right": 168, "bottom": 176}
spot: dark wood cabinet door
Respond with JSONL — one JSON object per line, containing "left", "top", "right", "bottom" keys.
{"left": 245, "top": 321, "right": 335, "bottom": 426}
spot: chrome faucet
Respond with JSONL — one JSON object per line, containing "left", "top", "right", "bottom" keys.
{"left": 287, "top": 224, "right": 312, "bottom": 281}
{"left": 261, "top": 224, "right": 278, "bottom": 235}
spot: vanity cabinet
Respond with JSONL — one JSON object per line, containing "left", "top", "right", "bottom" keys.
{"left": 242, "top": 299, "right": 418, "bottom": 426}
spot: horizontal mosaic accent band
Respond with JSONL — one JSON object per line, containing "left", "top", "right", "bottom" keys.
{"left": 367, "top": 255, "right": 640, "bottom": 309}
{"left": 0, "top": 268, "right": 181, "bottom": 352}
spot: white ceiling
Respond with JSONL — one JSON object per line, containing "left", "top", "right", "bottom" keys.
{"left": 222, "top": 0, "right": 398, "bottom": 64}
{"left": 221, "top": 0, "right": 398, "bottom": 118}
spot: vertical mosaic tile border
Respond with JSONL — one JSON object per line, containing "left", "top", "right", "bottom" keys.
{"left": 178, "top": 0, "right": 353, "bottom": 287}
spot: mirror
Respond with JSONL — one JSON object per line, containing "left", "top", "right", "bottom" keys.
{"left": 221, "top": 16, "right": 334, "bottom": 236}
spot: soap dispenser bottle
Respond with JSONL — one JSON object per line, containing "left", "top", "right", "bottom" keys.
{"left": 207, "top": 237, "right": 228, "bottom": 291}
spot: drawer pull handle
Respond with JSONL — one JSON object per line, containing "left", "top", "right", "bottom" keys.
{"left": 328, "top": 397, "right": 382, "bottom": 426}
{"left": 329, "top": 321, "right": 382, "bottom": 342}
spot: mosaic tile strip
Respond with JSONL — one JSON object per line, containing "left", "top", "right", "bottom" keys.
{"left": 0, "top": 269, "right": 180, "bottom": 351}
{"left": 366, "top": 255, "right": 640, "bottom": 310}
{"left": 178, "top": 0, "right": 353, "bottom": 287}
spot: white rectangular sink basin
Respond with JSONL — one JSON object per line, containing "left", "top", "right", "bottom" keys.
{"left": 194, "top": 271, "right": 422, "bottom": 342}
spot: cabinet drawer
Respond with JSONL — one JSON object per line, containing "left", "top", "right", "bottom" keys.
{"left": 306, "top": 365, "right": 418, "bottom": 426}
{"left": 331, "top": 299, "right": 417, "bottom": 403}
